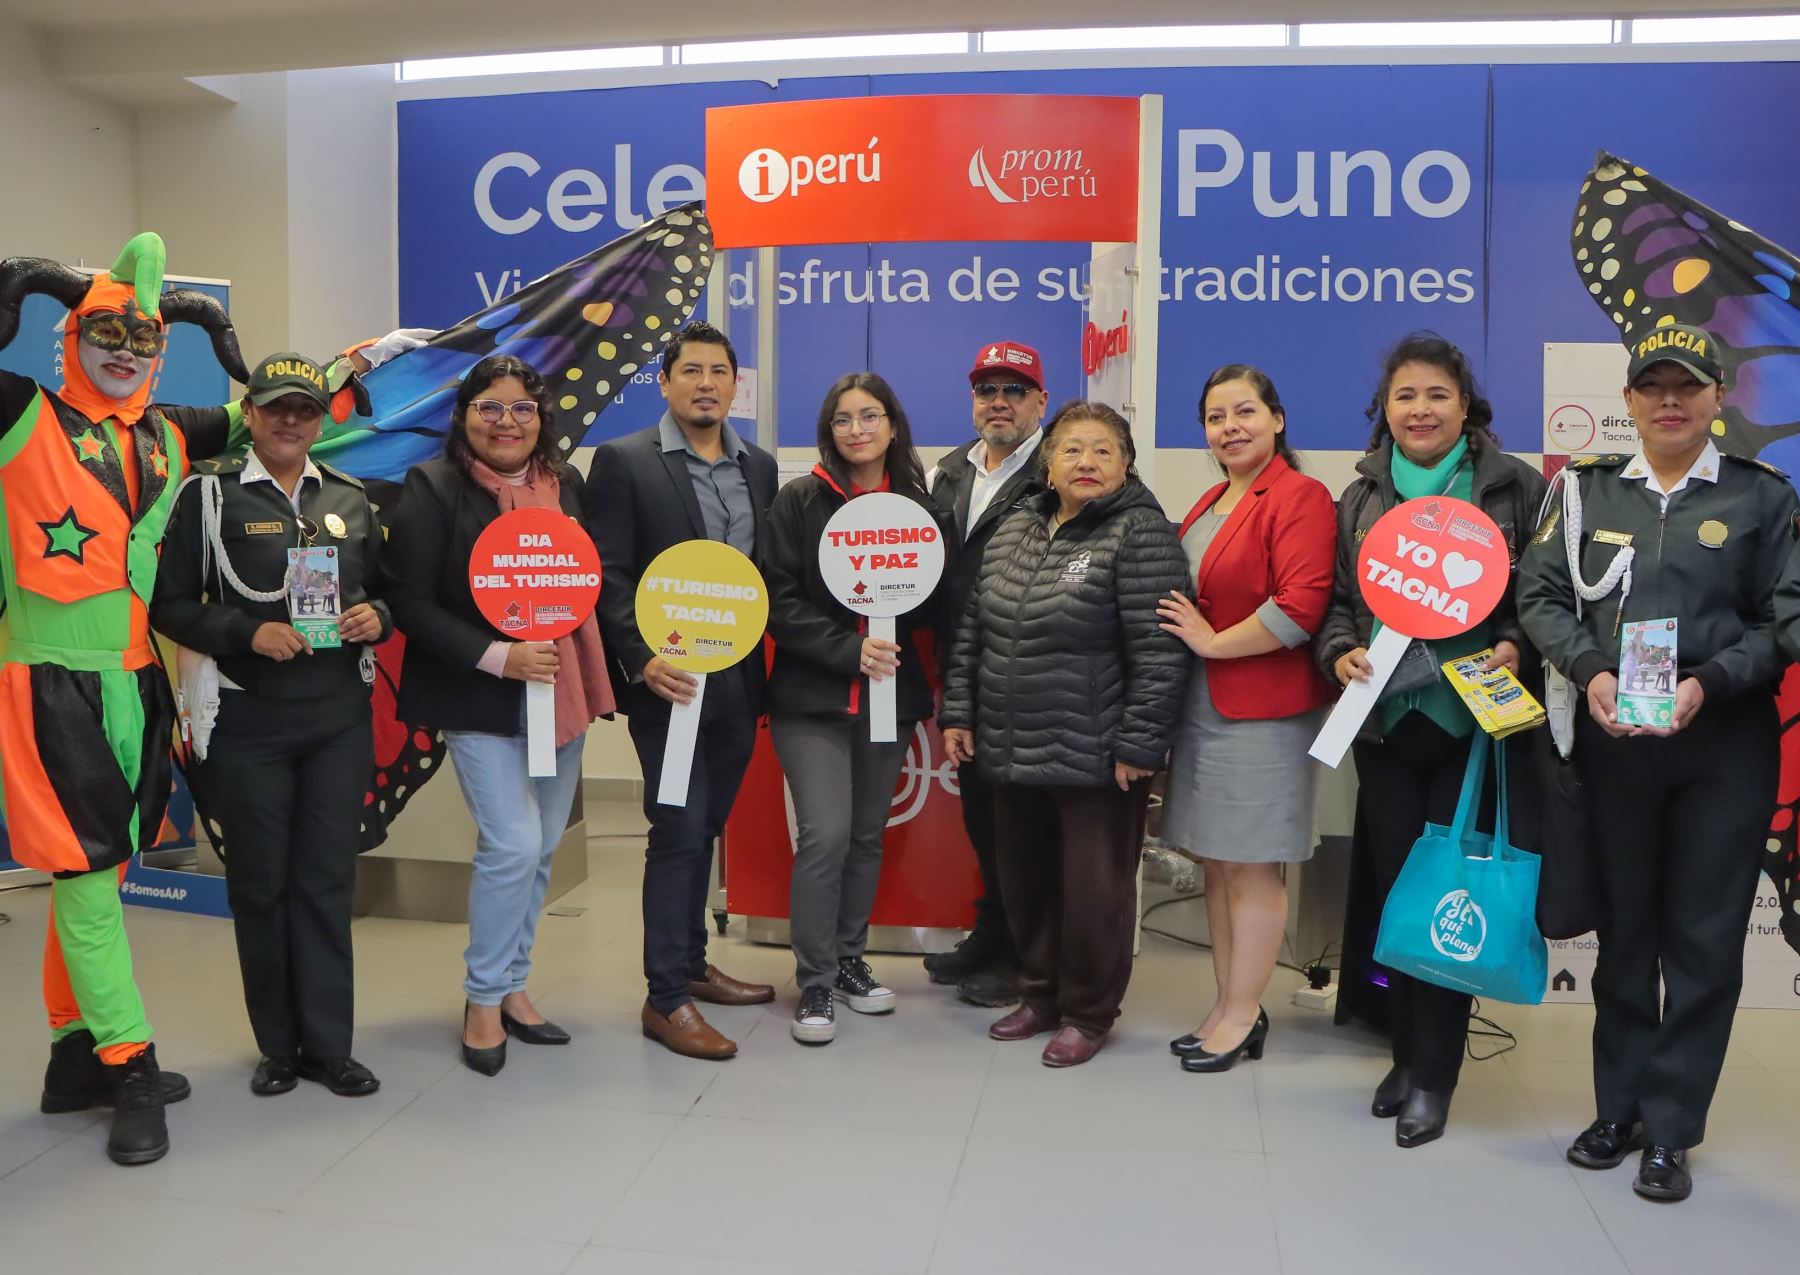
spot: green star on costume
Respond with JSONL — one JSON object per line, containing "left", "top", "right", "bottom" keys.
{"left": 73, "top": 428, "right": 107, "bottom": 464}
{"left": 39, "top": 507, "right": 98, "bottom": 562}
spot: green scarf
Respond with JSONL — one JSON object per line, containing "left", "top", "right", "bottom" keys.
{"left": 1378, "top": 436, "right": 1488, "bottom": 738}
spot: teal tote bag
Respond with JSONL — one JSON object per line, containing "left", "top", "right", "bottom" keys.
{"left": 1372, "top": 732, "right": 1548, "bottom": 1005}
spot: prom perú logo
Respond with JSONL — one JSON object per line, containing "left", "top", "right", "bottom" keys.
{"left": 968, "top": 145, "right": 1099, "bottom": 206}
{"left": 737, "top": 140, "right": 882, "bottom": 203}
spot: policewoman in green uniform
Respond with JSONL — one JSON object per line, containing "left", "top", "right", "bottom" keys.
{"left": 151, "top": 353, "right": 391, "bottom": 1100}
{"left": 1518, "top": 324, "right": 1798, "bottom": 1203}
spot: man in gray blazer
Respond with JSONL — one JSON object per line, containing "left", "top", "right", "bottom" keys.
{"left": 922, "top": 340, "right": 1050, "bottom": 1008}
{"left": 584, "top": 322, "right": 780, "bottom": 1060}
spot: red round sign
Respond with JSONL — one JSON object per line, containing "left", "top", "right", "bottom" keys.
{"left": 1355, "top": 497, "right": 1509, "bottom": 641}
{"left": 468, "top": 507, "right": 602, "bottom": 642}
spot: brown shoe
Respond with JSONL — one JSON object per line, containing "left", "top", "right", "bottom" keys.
{"left": 641, "top": 1000, "right": 738, "bottom": 1060}
{"left": 989, "top": 1003, "right": 1060, "bottom": 1041}
{"left": 1041, "top": 1025, "right": 1104, "bottom": 1068}
{"left": 688, "top": 964, "right": 776, "bottom": 1006}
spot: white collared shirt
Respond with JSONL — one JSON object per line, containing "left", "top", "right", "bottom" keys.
{"left": 963, "top": 429, "right": 1043, "bottom": 539}
{"left": 1620, "top": 439, "right": 1721, "bottom": 511}
{"left": 239, "top": 449, "right": 322, "bottom": 513}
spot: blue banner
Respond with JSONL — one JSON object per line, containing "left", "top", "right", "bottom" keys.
{"left": 398, "top": 62, "right": 1800, "bottom": 457}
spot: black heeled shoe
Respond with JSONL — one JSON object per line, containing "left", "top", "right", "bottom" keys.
{"left": 1180, "top": 1009, "right": 1268, "bottom": 1073}
{"left": 502, "top": 1011, "right": 571, "bottom": 1046}
{"left": 461, "top": 1003, "right": 506, "bottom": 1077}
{"left": 1395, "top": 1087, "right": 1452, "bottom": 1147}
{"left": 1371, "top": 1064, "right": 1413, "bottom": 1118}
{"left": 1170, "top": 1033, "right": 1208, "bottom": 1057}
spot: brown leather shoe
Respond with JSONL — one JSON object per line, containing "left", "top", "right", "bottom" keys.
{"left": 989, "top": 1003, "right": 1060, "bottom": 1041}
{"left": 641, "top": 1001, "right": 738, "bottom": 1060}
{"left": 688, "top": 964, "right": 776, "bottom": 1006}
{"left": 1041, "top": 1025, "right": 1104, "bottom": 1068}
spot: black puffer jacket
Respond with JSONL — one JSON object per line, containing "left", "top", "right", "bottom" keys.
{"left": 763, "top": 466, "right": 943, "bottom": 722}
{"left": 940, "top": 479, "right": 1191, "bottom": 787}
{"left": 1313, "top": 438, "right": 1548, "bottom": 740}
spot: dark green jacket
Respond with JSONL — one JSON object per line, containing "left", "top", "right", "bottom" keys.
{"left": 1518, "top": 451, "right": 1799, "bottom": 702}
{"left": 151, "top": 452, "right": 391, "bottom": 700}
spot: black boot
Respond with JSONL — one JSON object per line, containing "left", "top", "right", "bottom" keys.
{"left": 923, "top": 929, "right": 1002, "bottom": 985}
{"left": 106, "top": 1044, "right": 171, "bottom": 1166}
{"left": 1371, "top": 1064, "right": 1413, "bottom": 1119}
{"left": 40, "top": 1030, "right": 190, "bottom": 1114}
{"left": 1395, "top": 1087, "right": 1452, "bottom": 1148}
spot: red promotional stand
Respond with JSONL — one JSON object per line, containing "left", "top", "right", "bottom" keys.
{"left": 707, "top": 91, "right": 1164, "bottom": 948}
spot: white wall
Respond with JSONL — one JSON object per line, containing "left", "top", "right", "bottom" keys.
{"left": 0, "top": 17, "right": 139, "bottom": 263}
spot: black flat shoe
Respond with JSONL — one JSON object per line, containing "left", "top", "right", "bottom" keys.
{"left": 296, "top": 1055, "right": 381, "bottom": 1097}
{"left": 1633, "top": 1145, "right": 1692, "bottom": 1201}
{"left": 251, "top": 1056, "right": 299, "bottom": 1096}
{"left": 1371, "top": 1064, "right": 1413, "bottom": 1118}
{"left": 502, "top": 1012, "right": 571, "bottom": 1045}
{"left": 1568, "top": 1119, "right": 1646, "bottom": 1169}
{"left": 461, "top": 1003, "right": 506, "bottom": 1077}
{"left": 1395, "top": 1087, "right": 1452, "bottom": 1148}
{"left": 1180, "top": 1012, "right": 1268, "bottom": 1073}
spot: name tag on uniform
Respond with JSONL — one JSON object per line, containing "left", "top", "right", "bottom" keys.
{"left": 1592, "top": 529, "right": 1634, "bottom": 546}
{"left": 244, "top": 521, "right": 285, "bottom": 535}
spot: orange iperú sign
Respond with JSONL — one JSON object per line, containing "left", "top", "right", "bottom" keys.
{"left": 706, "top": 94, "right": 1139, "bottom": 248}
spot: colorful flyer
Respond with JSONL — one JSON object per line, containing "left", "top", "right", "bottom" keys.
{"left": 1617, "top": 617, "right": 1678, "bottom": 728}
{"left": 1440, "top": 650, "right": 1546, "bottom": 739}
{"left": 286, "top": 546, "right": 342, "bottom": 649}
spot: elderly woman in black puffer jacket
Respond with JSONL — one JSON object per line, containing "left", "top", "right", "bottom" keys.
{"left": 941, "top": 400, "right": 1190, "bottom": 1068}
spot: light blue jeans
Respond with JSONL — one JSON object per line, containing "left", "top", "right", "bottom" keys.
{"left": 443, "top": 726, "right": 586, "bottom": 1006}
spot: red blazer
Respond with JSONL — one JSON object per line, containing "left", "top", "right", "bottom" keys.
{"left": 1176, "top": 452, "right": 1337, "bottom": 720}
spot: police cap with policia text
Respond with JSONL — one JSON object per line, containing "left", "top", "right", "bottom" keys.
{"left": 247, "top": 352, "right": 330, "bottom": 407}
{"left": 1626, "top": 323, "right": 1724, "bottom": 387}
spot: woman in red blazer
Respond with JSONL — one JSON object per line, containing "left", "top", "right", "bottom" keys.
{"left": 1156, "top": 364, "right": 1337, "bottom": 1073}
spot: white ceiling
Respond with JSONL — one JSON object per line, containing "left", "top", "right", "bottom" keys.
{"left": 11, "top": 0, "right": 1799, "bottom": 98}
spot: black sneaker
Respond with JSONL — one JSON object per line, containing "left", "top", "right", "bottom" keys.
{"left": 106, "top": 1044, "right": 171, "bottom": 1166}
{"left": 922, "top": 930, "right": 1000, "bottom": 985}
{"left": 835, "top": 957, "right": 897, "bottom": 1014}
{"left": 957, "top": 960, "right": 1023, "bottom": 1008}
{"left": 792, "top": 986, "right": 836, "bottom": 1044}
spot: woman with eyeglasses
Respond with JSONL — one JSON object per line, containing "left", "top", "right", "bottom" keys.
{"left": 386, "top": 354, "right": 615, "bottom": 1075}
{"left": 763, "top": 372, "right": 944, "bottom": 1044}
{"left": 151, "top": 352, "right": 391, "bottom": 1099}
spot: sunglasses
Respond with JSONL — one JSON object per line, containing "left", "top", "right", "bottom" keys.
{"left": 972, "top": 382, "right": 1033, "bottom": 403}
{"left": 78, "top": 312, "right": 165, "bottom": 358}
{"left": 471, "top": 399, "right": 540, "bottom": 425}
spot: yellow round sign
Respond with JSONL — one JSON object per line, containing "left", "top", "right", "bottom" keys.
{"left": 634, "top": 540, "right": 769, "bottom": 674}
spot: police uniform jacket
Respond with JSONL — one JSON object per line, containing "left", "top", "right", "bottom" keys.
{"left": 151, "top": 453, "right": 391, "bottom": 700}
{"left": 1517, "top": 449, "right": 1800, "bottom": 701}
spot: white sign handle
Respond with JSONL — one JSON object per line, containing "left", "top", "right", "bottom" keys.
{"left": 526, "top": 679, "right": 557, "bottom": 777}
{"left": 868, "top": 616, "right": 898, "bottom": 743}
{"left": 657, "top": 671, "right": 709, "bottom": 806}
{"left": 1308, "top": 625, "right": 1414, "bottom": 769}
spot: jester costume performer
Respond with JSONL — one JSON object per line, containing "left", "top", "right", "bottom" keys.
{"left": 0, "top": 233, "right": 245, "bottom": 1165}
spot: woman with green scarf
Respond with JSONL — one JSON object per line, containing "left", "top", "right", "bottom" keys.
{"left": 1315, "top": 333, "right": 1546, "bottom": 1149}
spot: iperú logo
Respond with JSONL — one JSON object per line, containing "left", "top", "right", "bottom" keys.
{"left": 968, "top": 146, "right": 1097, "bottom": 206}
{"left": 1429, "top": 889, "right": 1487, "bottom": 963}
{"left": 738, "top": 139, "right": 881, "bottom": 203}
{"left": 1062, "top": 549, "right": 1092, "bottom": 581}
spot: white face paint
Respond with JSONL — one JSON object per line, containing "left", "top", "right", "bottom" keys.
{"left": 75, "top": 329, "right": 155, "bottom": 401}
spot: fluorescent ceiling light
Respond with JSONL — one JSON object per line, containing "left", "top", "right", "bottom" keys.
{"left": 1632, "top": 15, "right": 1800, "bottom": 43}
{"left": 681, "top": 32, "right": 968, "bottom": 65}
{"left": 1299, "top": 20, "right": 1615, "bottom": 47}
{"left": 400, "top": 46, "right": 663, "bottom": 81}
{"left": 982, "top": 25, "right": 1287, "bottom": 52}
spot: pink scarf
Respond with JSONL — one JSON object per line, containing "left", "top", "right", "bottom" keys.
{"left": 467, "top": 458, "right": 616, "bottom": 746}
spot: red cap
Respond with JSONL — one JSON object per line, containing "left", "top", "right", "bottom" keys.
{"left": 968, "top": 341, "right": 1044, "bottom": 391}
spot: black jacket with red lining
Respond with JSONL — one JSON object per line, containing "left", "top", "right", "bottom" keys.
{"left": 762, "top": 465, "right": 944, "bottom": 723}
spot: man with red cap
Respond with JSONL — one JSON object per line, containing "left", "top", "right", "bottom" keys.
{"left": 924, "top": 341, "right": 1050, "bottom": 1006}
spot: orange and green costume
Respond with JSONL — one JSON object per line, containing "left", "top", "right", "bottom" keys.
{"left": 0, "top": 234, "right": 245, "bottom": 1063}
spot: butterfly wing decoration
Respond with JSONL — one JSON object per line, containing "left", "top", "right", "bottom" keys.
{"left": 193, "top": 203, "right": 716, "bottom": 857}
{"left": 1572, "top": 153, "right": 1800, "bottom": 954}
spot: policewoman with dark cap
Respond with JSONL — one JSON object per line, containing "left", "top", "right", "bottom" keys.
{"left": 151, "top": 352, "right": 390, "bottom": 1100}
{"left": 1518, "top": 324, "right": 1798, "bottom": 1204}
